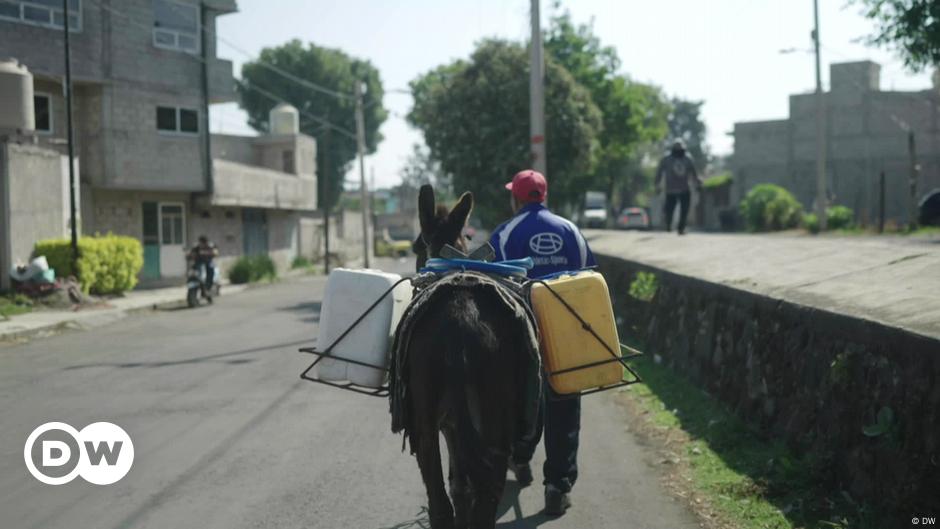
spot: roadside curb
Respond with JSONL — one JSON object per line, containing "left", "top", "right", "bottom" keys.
{"left": 0, "top": 283, "right": 253, "bottom": 345}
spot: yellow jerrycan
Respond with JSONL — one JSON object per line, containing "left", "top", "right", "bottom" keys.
{"left": 529, "top": 270, "right": 623, "bottom": 394}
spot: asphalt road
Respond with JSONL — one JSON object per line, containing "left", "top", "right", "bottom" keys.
{"left": 0, "top": 261, "right": 698, "bottom": 529}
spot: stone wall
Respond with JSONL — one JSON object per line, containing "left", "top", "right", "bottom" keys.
{"left": 598, "top": 253, "right": 940, "bottom": 513}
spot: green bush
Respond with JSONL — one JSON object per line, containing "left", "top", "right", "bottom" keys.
{"left": 803, "top": 213, "right": 820, "bottom": 234}
{"left": 739, "top": 184, "right": 804, "bottom": 232}
{"left": 228, "top": 255, "right": 277, "bottom": 284}
{"left": 291, "top": 255, "right": 312, "bottom": 269}
{"left": 702, "top": 172, "right": 733, "bottom": 190}
{"left": 803, "top": 206, "right": 855, "bottom": 234}
{"left": 34, "top": 235, "right": 143, "bottom": 294}
{"left": 827, "top": 205, "right": 854, "bottom": 230}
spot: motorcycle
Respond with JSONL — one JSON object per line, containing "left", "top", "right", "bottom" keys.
{"left": 187, "top": 261, "right": 221, "bottom": 308}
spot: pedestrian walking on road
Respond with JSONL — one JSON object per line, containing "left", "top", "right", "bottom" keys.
{"left": 488, "top": 169, "right": 596, "bottom": 517}
{"left": 655, "top": 140, "right": 703, "bottom": 235}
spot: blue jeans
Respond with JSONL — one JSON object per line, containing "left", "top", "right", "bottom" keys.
{"left": 512, "top": 384, "right": 581, "bottom": 493}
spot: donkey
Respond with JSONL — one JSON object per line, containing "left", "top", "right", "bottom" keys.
{"left": 405, "top": 185, "right": 531, "bottom": 529}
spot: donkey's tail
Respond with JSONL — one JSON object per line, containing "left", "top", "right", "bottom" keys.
{"left": 443, "top": 294, "right": 498, "bottom": 461}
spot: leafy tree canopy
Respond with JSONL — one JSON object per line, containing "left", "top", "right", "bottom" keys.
{"left": 545, "top": 9, "right": 670, "bottom": 211}
{"left": 237, "top": 39, "right": 388, "bottom": 209}
{"left": 408, "top": 39, "right": 602, "bottom": 226}
{"left": 853, "top": 0, "right": 940, "bottom": 71}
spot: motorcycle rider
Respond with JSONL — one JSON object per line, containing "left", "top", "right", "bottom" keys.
{"left": 488, "top": 169, "right": 596, "bottom": 517}
{"left": 188, "top": 235, "right": 219, "bottom": 292}
{"left": 655, "top": 140, "right": 703, "bottom": 234}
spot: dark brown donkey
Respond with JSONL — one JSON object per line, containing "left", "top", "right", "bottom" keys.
{"left": 404, "top": 185, "right": 531, "bottom": 529}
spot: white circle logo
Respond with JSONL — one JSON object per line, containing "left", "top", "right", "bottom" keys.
{"left": 528, "top": 232, "right": 564, "bottom": 255}
{"left": 24, "top": 422, "right": 134, "bottom": 485}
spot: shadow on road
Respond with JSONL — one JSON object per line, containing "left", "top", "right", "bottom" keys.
{"left": 277, "top": 300, "right": 322, "bottom": 323}
{"left": 61, "top": 339, "right": 312, "bottom": 370}
{"left": 376, "top": 482, "right": 552, "bottom": 529}
{"left": 494, "top": 480, "right": 552, "bottom": 528}
{"left": 377, "top": 507, "right": 430, "bottom": 529}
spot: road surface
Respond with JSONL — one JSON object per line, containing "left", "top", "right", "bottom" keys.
{"left": 0, "top": 262, "right": 698, "bottom": 529}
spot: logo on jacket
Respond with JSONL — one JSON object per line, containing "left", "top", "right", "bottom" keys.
{"left": 671, "top": 159, "right": 687, "bottom": 176}
{"left": 528, "top": 232, "right": 564, "bottom": 255}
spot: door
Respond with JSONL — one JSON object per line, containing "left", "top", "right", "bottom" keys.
{"left": 158, "top": 203, "right": 186, "bottom": 277}
{"left": 242, "top": 208, "right": 268, "bottom": 256}
{"left": 141, "top": 202, "right": 160, "bottom": 279}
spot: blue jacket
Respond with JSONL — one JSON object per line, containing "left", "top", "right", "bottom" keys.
{"left": 489, "top": 202, "right": 596, "bottom": 278}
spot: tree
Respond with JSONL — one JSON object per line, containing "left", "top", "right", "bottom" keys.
{"left": 853, "top": 0, "right": 940, "bottom": 71}
{"left": 408, "top": 39, "right": 602, "bottom": 226}
{"left": 545, "top": 10, "right": 670, "bottom": 213}
{"left": 237, "top": 39, "right": 388, "bottom": 209}
{"left": 666, "top": 98, "right": 709, "bottom": 171}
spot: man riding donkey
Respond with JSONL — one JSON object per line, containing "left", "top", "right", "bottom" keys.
{"left": 489, "top": 169, "right": 597, "bottom": 517}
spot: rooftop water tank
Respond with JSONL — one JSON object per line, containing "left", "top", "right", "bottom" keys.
{"left": 0, "top": 58, "right": 35, "bottom": 132}
{"left": 269, "top": 103, "right": 299, "bottom": 135}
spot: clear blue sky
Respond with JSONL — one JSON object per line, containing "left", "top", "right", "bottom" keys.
{"left": 212, "top": 0, "right": 935, "bottom": 189}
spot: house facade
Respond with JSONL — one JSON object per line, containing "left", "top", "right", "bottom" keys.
{"left": 0, "top": 0, "right": 317, "bottom": 280}
{"left": 732, "top": 61, "right": 940, "bottom": 225}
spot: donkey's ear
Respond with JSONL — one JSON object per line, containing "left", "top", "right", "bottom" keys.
{"left": 446, "top": 192, "right": 474, "bottom": 228}
{"left": 418, "top": 184, "right": 436, "bottom": 233}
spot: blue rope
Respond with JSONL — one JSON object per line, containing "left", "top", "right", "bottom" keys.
{"left": 420, "top": 257, "right": 534, "bottom": 277}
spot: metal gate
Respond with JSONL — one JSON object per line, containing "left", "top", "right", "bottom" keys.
{"left": 242, "top": 208, "right": 268, "bottom": 256}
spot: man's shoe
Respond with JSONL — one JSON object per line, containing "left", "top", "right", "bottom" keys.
{"left": 508, "top": 461, "right": 533, "bottom": 486}
{"left": 544, "top": 485, "right": 572, "bottom": 516}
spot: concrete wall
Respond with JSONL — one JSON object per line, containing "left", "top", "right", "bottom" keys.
{"left": 599, "top": 254, "right": 940, "bottom": 514}
{"left": 211, "top": 159, "right": 317, "bottom": 211}
{"left": 0, "top": 141, "right": 73, "bottom": 288}
{"left": 732, "top": 61, "right": 940, "bottom": 224}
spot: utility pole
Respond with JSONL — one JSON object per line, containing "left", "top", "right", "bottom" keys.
{"left": 908, "top": 131, "right": 919, "bottom": 230}
{"left": 812, "top": 0, "right": 827, "bottom": 231}
{"left": 354, "top": 80, "right": 370, "bottom": 268}
{"left": 529, "top": 0, "right": 546, "bottom": 176}
{"left": 323, "top": 128, "right": 331, "bottom": 274}
{"left": 878, "top": 170, "right": 885, "bottom": 234}
{"left": 63, "top": 0, "right": 79, "bottom": 270}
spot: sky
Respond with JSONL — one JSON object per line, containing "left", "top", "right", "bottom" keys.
{"left": 212, "top": 0, "right": 936, "bottom": 189}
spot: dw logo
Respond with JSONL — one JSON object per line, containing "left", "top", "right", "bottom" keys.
{"left": 24, "top": 422, "right": 134, "bottom": 485}
{"left": 528, "top": 232, "right": 564, "bottom": 255}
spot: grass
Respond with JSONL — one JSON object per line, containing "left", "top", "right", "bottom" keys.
{"left": 0, "top": 293, "right": 33, "bottom": 319}
{"left": 618, "top": 349, "right": 892, "bottom": 529}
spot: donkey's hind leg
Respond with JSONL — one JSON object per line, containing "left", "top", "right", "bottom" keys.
{"left": 415, "top": 430, "right": 454, "bottom": 529}
{"left": 468, "top": 453, "right": 509, "bottom": 529}
{"left": 442, "top": 425, "right": 470, "bottom": 529}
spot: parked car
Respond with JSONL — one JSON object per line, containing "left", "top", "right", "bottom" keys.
{"left": 919, "top": 188, "right": 940, "bottom": 226}
{"left": 615, "top": 207, "right": 651, "bottom": 230}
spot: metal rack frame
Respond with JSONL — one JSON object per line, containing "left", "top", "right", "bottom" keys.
{"left": 297, "top": 277, "right": 412, "bottom": 398}
{"left": 528, "top": 279, "right": 644, "bottom": 400}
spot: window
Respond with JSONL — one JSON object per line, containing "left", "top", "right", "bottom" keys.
{"left": 282, "top": 149, "right": 295, "bottom": 173}
{"left": 179, "top": 108, "right": 198, "bottom": 133}
{"left": 33, "top": 93, "right": 51, "bottom": 133}
{"left": 0, "top": 0, "right": 81, "bottom": 31}
{"left": 152, "top": 0, "right": 199, "bottom": 53}
{"left": 156, "top": 106, "right": 198, "bottom": 135}
{"left": 159, "top": 204, "right": 184, "bottom": 245}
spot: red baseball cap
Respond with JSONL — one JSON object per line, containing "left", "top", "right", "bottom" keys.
{"left": 505, "top": 169, "right": 547, "bottom": 203}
